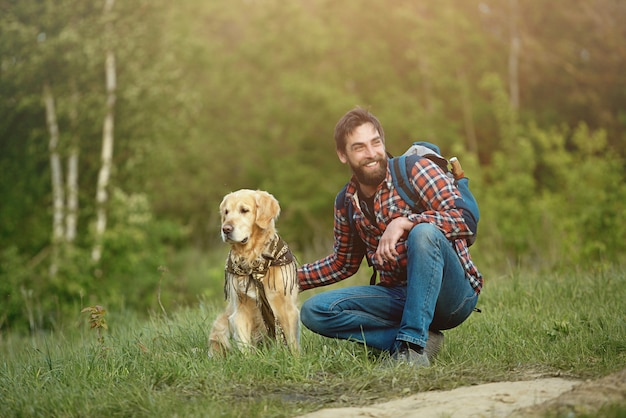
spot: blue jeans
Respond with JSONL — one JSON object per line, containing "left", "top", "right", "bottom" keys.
{"left": 300, "top": 223, "right": 478, "bottom": 352}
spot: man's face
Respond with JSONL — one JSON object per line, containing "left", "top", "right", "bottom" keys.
{"left": 337, "top": 122, "right": 387, "bottom": 187}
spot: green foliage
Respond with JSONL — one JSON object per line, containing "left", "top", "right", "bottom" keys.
{"left": 471, "top": 72, "right": 626, "bottom": 272}
{"left": 479, "top": 117, "right": 626, "bottom": 271}
{"left": 0, "top": 245, "right": 96, "bottom": 333}
{"left": 0, "top": 247, "right": 33, "bottom": 331}
{"left": 0, "top": 189, "right": 187, "bottom": 333}
{"left": 96, "top": 189, "right": 190, "bottom": 313}
{"left": 1, "top": 0, "right": 625, "bottom": 329}
{"left": 562, "top": 126, "right": 626, "bottom": 260}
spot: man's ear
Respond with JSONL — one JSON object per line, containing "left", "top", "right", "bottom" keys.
{"left": 336, "top": 148, "right": 348, "bottom": 164}
{"left": 254, "top": 190, "right": 280, "bottom": 229}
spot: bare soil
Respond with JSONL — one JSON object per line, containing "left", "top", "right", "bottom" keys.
{"left": 299, "top": 368, "right": 626, "bottom": 418}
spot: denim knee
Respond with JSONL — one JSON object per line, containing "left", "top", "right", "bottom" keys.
{"left": 299, "top": 297, "right": 321, "bottom": 330}
{"left": 407, "top": 223, "right": 441, "bottom": 250}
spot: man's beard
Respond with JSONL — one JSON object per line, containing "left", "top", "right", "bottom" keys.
{"left": 351, "top": 157, "right": 388, "bottom": 186}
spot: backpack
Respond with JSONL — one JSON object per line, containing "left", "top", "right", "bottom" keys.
{"left": 335, "top": 141, "right": 480, "bottom": 246}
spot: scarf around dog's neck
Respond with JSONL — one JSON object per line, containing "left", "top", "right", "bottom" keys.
{"left": 225, "top": 234, "right": 295, "bottom": 280}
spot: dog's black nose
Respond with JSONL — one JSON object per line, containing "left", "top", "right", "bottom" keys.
{"left": 222, "top": 224, "right": 233, "bottom": 235}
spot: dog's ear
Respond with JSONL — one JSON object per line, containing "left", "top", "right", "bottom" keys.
{"left": 219, "top": 193, "right": 230, "bottom": 215}
{"left": 254, "top": 190, "right": 280, "bottom": 229}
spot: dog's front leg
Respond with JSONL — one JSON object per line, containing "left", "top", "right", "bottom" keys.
{"left": 277, "top": 302, "right": 301, "bottom": 352}
{"left": 208, "top": 310, "right": 232, "bottom": 355}
{"left": 228, "top": 298, "right": 258, "bottom": 351}
{"left": 265, "top": 287, "right": 301, "bottom": 352}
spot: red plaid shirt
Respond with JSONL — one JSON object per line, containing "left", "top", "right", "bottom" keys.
{"left": 298, "top": 157, "right": 484, "bottom": 293}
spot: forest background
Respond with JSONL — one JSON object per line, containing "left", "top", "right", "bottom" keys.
{"left": 1, "top": 0, "right": 625, "bottom": 333}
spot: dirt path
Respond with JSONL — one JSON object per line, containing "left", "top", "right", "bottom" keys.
{"left": 299, "top": 368, "right": 626, "bottom": 418}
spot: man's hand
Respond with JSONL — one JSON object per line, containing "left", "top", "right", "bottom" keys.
{"left": 374, "top": 217, "right": 414, "bottom": 265}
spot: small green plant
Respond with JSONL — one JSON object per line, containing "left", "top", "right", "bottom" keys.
{"left": 157, "top": 265, "right": 170, "bottom": 318}
{"left": 81, "top": 305, "right": 108, "bottom": 346}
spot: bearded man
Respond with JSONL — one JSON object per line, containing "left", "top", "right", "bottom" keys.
{"left": 297, "top": 107, "right": 483, "bottom": 367}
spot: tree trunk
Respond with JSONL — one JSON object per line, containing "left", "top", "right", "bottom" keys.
{"left": 508, "top": 0, "right": 521, "bottom": 111}
{"left": 43, "top": 83, "right": 65, "bottom": 277}
{"left": 92, "top": 0, "right": 117, "bottom": 264}
{"left": 457, "top": 67, "right": 478, "bottom": 155}
{"left": 66, "top": 82, "right": 79, "bottom": 244}
{"left": 448, "top": 11, "right": 478, "bottom": 155}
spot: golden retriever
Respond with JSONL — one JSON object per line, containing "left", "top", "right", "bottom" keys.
{"left": 208, "top": 189, "right": 300, "bottom": 354}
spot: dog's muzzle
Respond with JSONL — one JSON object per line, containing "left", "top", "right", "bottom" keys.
{"left": 221, "top": 224, "right": 248, "bottom": 244}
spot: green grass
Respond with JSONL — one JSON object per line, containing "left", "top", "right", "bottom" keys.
{"left": 1, "top": 265, "right": 625, "bottom": 417}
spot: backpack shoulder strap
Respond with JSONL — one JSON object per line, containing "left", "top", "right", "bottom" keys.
{"left": 389, "top": 154, "right": 423, "bottom": 211}
{"left": 335, "top": 183, "right": 352, "bottom": 224}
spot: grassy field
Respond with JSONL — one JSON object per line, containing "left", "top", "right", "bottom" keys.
{"left": 1, "top": 265, "right": 625, "bottom": 417}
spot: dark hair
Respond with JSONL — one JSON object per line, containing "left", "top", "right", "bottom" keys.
{"left": 334, "top": 107, "right": 385, "bottom": 151}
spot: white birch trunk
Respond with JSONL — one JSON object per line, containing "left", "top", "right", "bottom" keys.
{"left": 66, "top": 145, "right": 79, "bottom": 243}
{"left": 66, "top": 83, "right": 79, "bottom": 243}
{"left": 44, "top": 83, "right": 65, "bottom": 277}
{"left": 92, "top": 0, "right": 117, "bottom": 263}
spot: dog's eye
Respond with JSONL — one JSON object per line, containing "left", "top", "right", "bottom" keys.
{"left": 223, "top": 209, "right": 229, "bottom": 215}
{"left": 240, "top": 207, "right": 250, "bottom": 214}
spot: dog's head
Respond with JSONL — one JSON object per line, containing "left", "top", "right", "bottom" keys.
{"left": 219, "top": 189, "right": 280, "bottom": 245}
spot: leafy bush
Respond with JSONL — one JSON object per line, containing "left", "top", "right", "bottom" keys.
{"left": 96, "top": 188, "right": 190, "bottom": 313}
{"left": 0, "top": 247, "right": 34, "bottom": 331}
{"left": 0, "top": 189, "right": 189, "bottom": 333}
{"left": 478, "top": 121, "right": 625, "bottom": 271}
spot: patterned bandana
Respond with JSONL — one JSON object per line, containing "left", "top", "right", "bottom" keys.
{"left": 225, "top": 234, "right": 295, "bottom": 280}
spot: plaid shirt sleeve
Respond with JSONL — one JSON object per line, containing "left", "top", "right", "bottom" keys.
{"left": 297, "top": 194, "right": 366, "bottom": 290}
